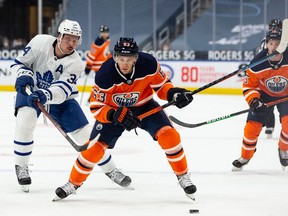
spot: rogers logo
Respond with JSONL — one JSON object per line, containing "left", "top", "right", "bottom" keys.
{"left": 266, "top": 76, "right": 288, "bottom": 93}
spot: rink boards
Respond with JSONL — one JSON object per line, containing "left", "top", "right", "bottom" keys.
{"left": 0, "top": 60, "right": 248, "bottom": 94}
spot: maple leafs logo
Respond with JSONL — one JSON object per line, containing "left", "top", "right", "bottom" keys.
{"left": 36, "top": 71, "right": 54, "bottom": 89}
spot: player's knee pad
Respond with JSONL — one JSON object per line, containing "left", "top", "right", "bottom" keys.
{"left": 281, "top": 115, "right": 288, "bottom": 133}
{"left": 79, "top": 141, "right": 108, "bottom": 166}
{"left": 15, "top": 107, "right": 37, "bottom": 141}
{"left": 70, "top": 124, "right": 92, "bottom": 145}
{"left": 156, "top": 126, "right": 181, "bottom": 150}
{"left": 244, "top": 121, "right": 262, "bottom": 139}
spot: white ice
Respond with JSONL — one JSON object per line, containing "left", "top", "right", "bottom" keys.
{"left": 0, "top": 91, "right": 287, "bottom": 216}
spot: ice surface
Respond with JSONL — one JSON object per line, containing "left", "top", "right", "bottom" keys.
{"left": 1, "top": 92, "right": 287, "bottom": 216}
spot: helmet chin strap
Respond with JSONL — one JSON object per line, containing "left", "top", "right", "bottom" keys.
{"left": 57, "top": 35, "right": 65, "bottom": 55}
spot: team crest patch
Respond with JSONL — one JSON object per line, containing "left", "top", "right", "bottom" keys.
{"left": 112, "top": 92, "right": 139, "bottom": 107}
{"left": 96, "top": 123, "right": 103, "bottom": 130}
{"left": 36, "top": 71, "right": 53, "bottom": 89}
{"left": 266, "top": 76, "right": 288, "bottom": 93}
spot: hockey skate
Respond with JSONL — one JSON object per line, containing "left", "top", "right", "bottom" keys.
{"left": 53, "top": 182, "right": 80, "bottom": 201}
{"left": 177, "top": 173, "right": 197, "bottom": 200}
{"left": 15, "top": 165, "right": 31, "bottom": 193}
{"left": 278, "top": 148, "right": 288, "bottom": 170}
{"left": 232, "top": 157, "right": 250, "bottom": 171}
{"left": 106, "top": 168, "right": 133, "bottom": 189}
{"left": 265, "top": 127, "right": 274, "bottom": 139}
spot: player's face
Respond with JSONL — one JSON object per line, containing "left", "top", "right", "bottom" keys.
{"left": 58, "top": 34, "right": 80, "bottom": 54}
{"left": 100, "top": 32, "right": 109, "bottom": 40}
{"left": 267, "top": 39, "right": 282, "bottom": 61}
{"left": 116, "top": 55, "right": 137, "bottom": 74}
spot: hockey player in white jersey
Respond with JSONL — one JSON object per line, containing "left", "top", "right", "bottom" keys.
{"left": 11, "top": 19, "right": 131, "bottom": 193}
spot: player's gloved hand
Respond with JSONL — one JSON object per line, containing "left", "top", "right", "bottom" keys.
{"left": 249, "top": 98, "right": 269, "bottom": 116}
{"left": 108, "top": 107, "right": 141, "bottom": 131}
{"left": 84, "top": 67, "right": 91, "bottom": 75}
{"left": 27, "top": 90, "right": 48, "bottom": 109}
{"left": 15, "top": 75, "right": 34, "bottom": 95}
{"left": 167, "top": 87, "right": 193, "bottom": 109}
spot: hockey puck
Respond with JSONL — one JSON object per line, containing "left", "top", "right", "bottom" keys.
{"left": 189, "top": 209, "right": 199, "bottom": 214}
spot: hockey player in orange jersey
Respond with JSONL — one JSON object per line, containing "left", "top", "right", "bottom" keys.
{"left": 54, "top": 37, "right": 196, "bottom": 201}
{"left": 84, "top": 25, "right": 112, "bottom": 104}
{"left": 85, "top": 25, "right": 111, "bottom": 74}
{"left": 232, "top": 27, "right": 288, "bottom": 171}
{"left": 257, "top": 19, "right": 283, "bottom": 138}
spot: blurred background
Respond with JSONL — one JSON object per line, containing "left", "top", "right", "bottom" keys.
{"left": 0, "top": 0, "right": 287, "bottom": 92}
{"left": 1, "top": 0, "right": 287, "bottom": 53}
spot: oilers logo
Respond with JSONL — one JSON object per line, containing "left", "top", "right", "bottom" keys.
{"left": 96, "top": 123, "right": 103, "bottom": 130}
{"left": 112, "top": 92, "right": 139, "bottom": 107}
{"left": 266, "top": 76, "right": 288, "bottom": 93}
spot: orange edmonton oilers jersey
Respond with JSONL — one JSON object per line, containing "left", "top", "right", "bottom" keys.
{"left": 86, "top": 37, "right": 112, "bottom": 72}
{"left": 89, "top": 52, "right": 174, "bottom": 123}
{"left": 243, "top": 48, "right": 288, "bottom": 104}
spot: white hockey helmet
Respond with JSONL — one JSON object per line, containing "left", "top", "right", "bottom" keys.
{"left": 58, "top": 19, "right": 82, "bottom": 45}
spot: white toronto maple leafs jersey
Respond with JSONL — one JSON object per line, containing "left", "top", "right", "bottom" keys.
{"left": 10, "top": 34, "right": 85, "bottom": 104}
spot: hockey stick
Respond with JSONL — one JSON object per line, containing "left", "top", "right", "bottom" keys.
{"left": 138, "top": 100, "right": 176, "bottom": 119}
{"left": 169, "top": 97, "right": 288, "bottom": 128}
{"left": 138, "top": 18, "right": 288, "bottom": 120}
{"left": 25, "top": 86, "right": 97, "bottom": 152}
{"left": 79, "top": 74, "right": 88, "bottom": 106}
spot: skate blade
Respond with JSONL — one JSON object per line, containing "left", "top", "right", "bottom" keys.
{"left": 21, "top": 185, "right": 30, "bottom": 193}
{"left": 52, "top": 195, "right": 63, "bottom": 202}
{"left": 232, "top": 166, "right": 243, "bottom": 171}
{"left": 186, "top": 193, "right": 196, "bottom": 201}
{"left": 124, "top": 185, "right": 135, "bottom": 190}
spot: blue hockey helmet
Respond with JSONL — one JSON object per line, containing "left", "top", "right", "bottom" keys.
{"left": 269, "top": 19, "right": 282, "bottom": 31}
{"left": 114, "top": 37, "right": 138, "bottom": 56}
{"left": 99, "top": 25, "right": 109, "bottom": 33}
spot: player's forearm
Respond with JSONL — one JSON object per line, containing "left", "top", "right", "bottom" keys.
{"left": 45, "top": 83, "right": 77, "bottom": 104}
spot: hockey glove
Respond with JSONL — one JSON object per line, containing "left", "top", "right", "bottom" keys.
{"left": 27, "top": 90, "right": 48, "bottom": 109}
{"left": 167, "top": 87, "right": 193, "bottom": 109}
{"left": 15, "top": 75, "right": 34, "bottom": 95}
{"left": 249, "top": 98, "right": 269, "bottom": 116}
{"left": 84, "top": 67, "right": 91, "bottom": 75}
{"left": 108, "top": 107, "right": 141, "bottom": 131}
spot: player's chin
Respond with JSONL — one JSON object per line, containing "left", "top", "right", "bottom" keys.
{"left": 120, "top": 68, "right": 129, "bottom": 73}
{"left": 66, "top": 47, "right": 74, "bottom": 53}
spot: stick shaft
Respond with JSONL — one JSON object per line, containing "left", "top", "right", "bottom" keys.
{"left": 25, "top": 86, "right": 88, "bottom": 152}
{"left": 35, "top": 102, "right": 88, "bottom": 152}
{"left": 169, "top": 97, "right": 288, "bottom": 128}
